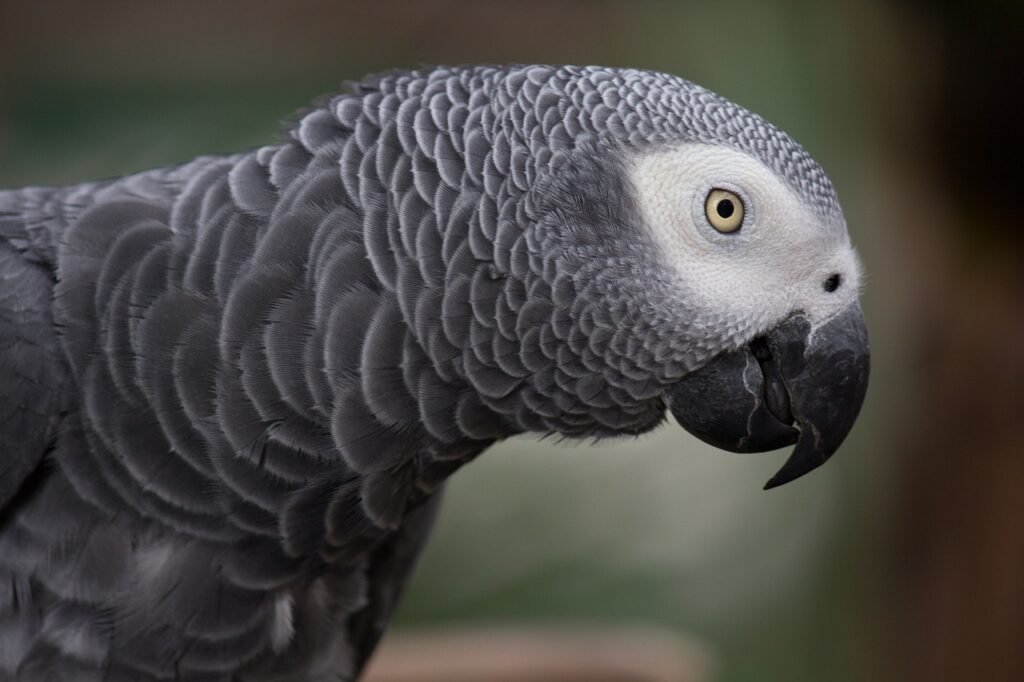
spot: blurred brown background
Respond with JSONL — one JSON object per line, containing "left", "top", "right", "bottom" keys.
{"left": 1, "top": 1, "right": 1021, "bottom": 680}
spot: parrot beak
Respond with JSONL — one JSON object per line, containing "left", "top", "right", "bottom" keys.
{"left": 666, "top": 303, "right": 870, "bottom": 489}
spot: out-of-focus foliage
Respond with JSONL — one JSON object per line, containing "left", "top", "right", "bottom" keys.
{"left": 1, "top": 2, "right": 1015, "bottom": 681}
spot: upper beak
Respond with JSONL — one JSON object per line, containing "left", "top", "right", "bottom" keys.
{"left": 666, "top": 303, "right": 870, "bottom": 489}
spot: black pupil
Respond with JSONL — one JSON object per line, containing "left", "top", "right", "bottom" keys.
{"left": 716, "top": 199, "right": 735, "bottom": 219}
{"left": 823, "top": 273, "right": 842, "bottom": 293}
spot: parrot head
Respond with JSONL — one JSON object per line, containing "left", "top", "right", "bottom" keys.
{"left": 478, "top": 67, "right": 871, "bottom": 489}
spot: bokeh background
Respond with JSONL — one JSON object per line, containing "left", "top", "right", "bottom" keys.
{"left": 1, "top": 1, "right": 1019, "bottom": 680}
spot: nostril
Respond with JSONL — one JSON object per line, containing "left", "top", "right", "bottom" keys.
{"left": 823, "top": 273, "right": 842, "bottom": 293}
{"left": 750, "top": 336, "right": 771, "bottom": 361}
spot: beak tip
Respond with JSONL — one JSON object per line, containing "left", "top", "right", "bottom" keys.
{"left": 760, "top": 426, "right": 834, "bottom": 490}
{"left": 762, "top": 466, "right": 808, "bottom": 491}
{"left": 762, "top": 465, "right": 802, "bottom": 491}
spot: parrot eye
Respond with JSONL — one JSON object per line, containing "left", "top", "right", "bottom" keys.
{"left": 705, "top": 188, "right": 745, "bottom": 233}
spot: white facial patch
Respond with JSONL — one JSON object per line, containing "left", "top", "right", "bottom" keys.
{"left": 627, "top": 143, "right": 861, "bottom": 348}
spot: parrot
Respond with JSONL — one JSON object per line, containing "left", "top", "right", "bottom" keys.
{"left": 0, "top": 64, "right": 869, "bottom": 681}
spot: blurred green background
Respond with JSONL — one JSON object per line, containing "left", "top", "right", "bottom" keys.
{"left": 1, "top": 2, "right": 1020, "bottom": 681}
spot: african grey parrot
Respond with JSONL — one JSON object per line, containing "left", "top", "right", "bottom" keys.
{"left": 0, "top": 65, "right": 869, "bottom": 680}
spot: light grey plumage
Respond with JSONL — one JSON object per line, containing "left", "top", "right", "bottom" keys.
{"left": 0, "top": 65, "right": 868, "bottom": 680}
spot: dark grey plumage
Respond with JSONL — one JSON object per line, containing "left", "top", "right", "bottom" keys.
{"left": 0, "top": 65, "right": 842, "bottom": 680}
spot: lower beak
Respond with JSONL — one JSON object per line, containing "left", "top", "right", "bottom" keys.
{"left": 666, "top": 303, "right": 870, "bottom": 489}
